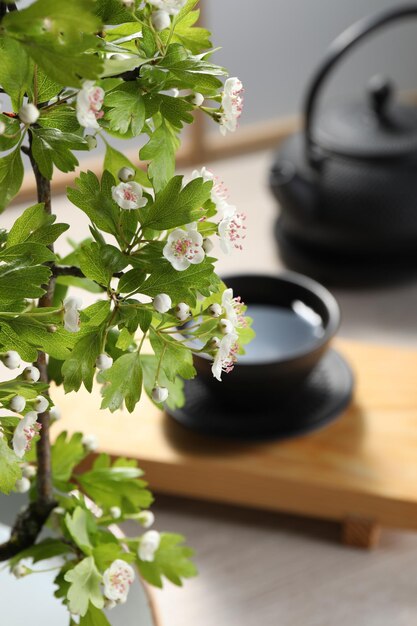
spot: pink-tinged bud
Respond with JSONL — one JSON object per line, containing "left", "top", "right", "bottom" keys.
{"left": 18, "top": 103, "right": 40, "bottom": 125}
{"left": 151, "top": 386, "right": 169, "bottom": 403}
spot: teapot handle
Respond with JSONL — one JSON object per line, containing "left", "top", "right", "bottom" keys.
{"left": 304, "top": 4, "right": 417, "bottom": 167}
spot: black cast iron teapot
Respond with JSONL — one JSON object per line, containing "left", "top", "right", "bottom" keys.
{"left": 270, "top": 5, "right": 417, "bottom": 281}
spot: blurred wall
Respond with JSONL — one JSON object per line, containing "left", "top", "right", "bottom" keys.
{"left": 206, "top": 0, "right": 417, "bottom": 125}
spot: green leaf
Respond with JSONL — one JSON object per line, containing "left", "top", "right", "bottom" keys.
{"left": 94, "top": 0, "right": 137, "bottom": 24}
{"left": 5, "top": 316, "right": 73, "bottom": 360}
{"left": 0, "top": 146, "right": 24, "bottom": 212}
{"left": 0, "top": 36, "right": 32, "bottom": 110}
{"left": 0, "top": 115, "right": 22, "bottom": 151}
{"left": 7, "top": 203, "right": 49, "bottom": 246}
{"left": 78, "top": 456, "right": 153, "bottom": 511}
{"left": 117, "top": 268, "right": 145, "bottom": 294}
{"left": 35, "top": 67, "right": 63, "bottom": 103}
{"left": 67, "top": 171, "right": 120, "bottom": 236}
{"left": 30, "top": 128, "right": 89, "bottom": 180}
{"left": 38, "top": 106, "right": 82, "bottom": 133}
{"left": 0, "top": 438, "right": 22, "bottom": 494}
{"left": 64, "top": 557, "right": 104, "bottom": 617}
{"left": 51, "top": 431, "right": 87, "bottom": 485}
{"left": 62, "top": 330, "right": 105, "bottom": 393}
{"left": 0, "top": 321, "right": 38, "bottom": 362}
{"left": 149, "top": 329, "right": 196, "bottom": 383}
{"left": 65, "top": 507, "right": 94, "bottom": 555}
{"left": 0, "top": 242, "right": 55, "bottom": 265}
{"left": 163, "top": 6, "right": 212, "bottom": 54}
{"left": 139, "top": 121, "right": 178, "bottom": 193}
{"left": 142, "top": 175, "right": 211, "bottom": 230}
{"left": 0, "top": 264, "right": 51, "bottom": 310}
{"left": 141, "top": 354, "right": 185, "bottom": 410}
{"left": 137, "top": 533, "right": 197, "bottom": 588}
{"left": 8, "top": 539, "right": 70, "bottom": 568}
{"left": 100, "top": 352, "right": 143, "bottom": 413}
{"left": 103, "top": 143, "right": 150, "bottom": 188}
{"left": 78, "top": 242, "right": 127, "bottom": 287}
{"left": 79, "top": 606, "right": 112, "bottom": 626}
{"left": 105, "top": 82, "right": 145, "bottom": 136}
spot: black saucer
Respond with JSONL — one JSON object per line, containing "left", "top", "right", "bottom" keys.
{"left": 275, "top": 218, "right": 417, "bottom": 287}
{"left": 167, "top": 349, "right": 354, "bottom": 441}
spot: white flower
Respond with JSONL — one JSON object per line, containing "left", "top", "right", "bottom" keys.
{"left": 211, "top": 332, "right": 239, "bottom": 382}
{"left": 22, "top": 366, "right": 41, "bottom": 383}
{"left": 208, "top": 303, "right": 222, "bottom": 318}
{"left": 151, "top": 9, "right": 171, "bottom": 31}
{"left": 82, "top": 434, "right": 98, "bottom": 452}
{"left": 12, "top": 564, "right": 29, "bottom": 578}
{"left": 63, "top": 296, "right": 82, "bottom": 333}
{"left": 153, "top": 293, "right": 172, "bottom": 314}
{"left": 103, "top": 559, "right": 135, "bottom": 604}
{"left": 76, "top": 81, "right": 104, "bottom": 129}
{"left": 96, "top": 354, "right": 113, "bottom": 371}
{"left": 138, "top": 510, "right": 155, "bottom": 529}
{"left": 218, "top": 211, "right": 247, "bottom": 253}
{"left": 147, "top": 0, "right": 186, "bottom": 16}
{"left": 13, "top": 411, "right": 40, "bottom": 458}
{"left": 33, "top": 395, "right": 49, "bottom": 414}
{"left": 191, "top": 167, "right": 232, "bottom": 215}
{"left": 163, "top": 226, "right": 205, "bottom": 271}
{"left": 22, "top": 464, "right": 36, "bottom": 479}
{"left": 10, "top": 395, "right": 26, "bottom": 413}
{"left": 19, "top": 103, "right": 40, "bottom": 125}
{"left": 118, "top": 167, "right": 135, "bottom": 182}
{"left": 0, "top": 120, "right": 6, "bottom": 135}
{"left": 110, "top": 506, "right": 122, "bottom": 519}
{"left": 219, "top": 77, "right": 244, "bottom": 135}
{"left": 192, "top": 92, "right": 204, "bottom": 106}
{"left": 1, "top": 350, "right": 21, "bottom": 369}
{"left": 175, "top": 302, "right": 190, "bottom": 322}
{"left": 104, "top": 599, "right": 117, "bottom": 610}
{"left": 14, "top": 477, "right": 31, "bottom": 493}
{"left": 138, "top": 530, "right": 161, "bottom": 562}
{"left": 49, "top": 405, "right": 61, "bottom": 421}
{"left": 151, "top": 386, "right": 168, "bottom": 403}
{"left": 111, "top": 181, "right": 147, "bottom": 210}
{"left": 222, "top": 288, "right": 245, "bottom": 329}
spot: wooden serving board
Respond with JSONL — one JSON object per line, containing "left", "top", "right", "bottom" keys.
{"left": 53, "top": 339, "right": 417, "bottom": 549}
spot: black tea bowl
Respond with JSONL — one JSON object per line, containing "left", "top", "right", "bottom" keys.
{"left": 193, "top": 272, "right": 341, "bottom": 407}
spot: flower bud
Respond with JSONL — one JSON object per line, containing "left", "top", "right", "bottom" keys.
{"left": 209, "top": 303, "right": 222, "bottom": 318}
{"left": 153, "top": 293, "right": 172, "bottom": 314}
{"left": 152, "top": 9, "right": 171, "bottom": 31}
{"left": 12, "top": 563, "right": 29, "bottom": 579}
{"left": 121, "top": 0, "right": 135, "bottom": 9}
{"left": 202, "top": 238, "right": 214, "bottom": 254}
{"left": 170, "top": 88, "right": 179, "bottom": 98}
{"left": 1, "top": 350, "right": 21, "bottom": 369}
{"left": 14, "top": 477, "right": 31, "bottom": 493}
{"left": 22, "top": 464, "right": 36, "bottom": 479}
{"left": 82, "top": 433, "right": 98, "bottom": 452}
{"left": 138, "top": 510, "right": 155, "bottom": 529}
{"left": 209, "top": 336, "right": 221, "bottom": 350}
{"left": 49, "top": 405, "right": 61, "bottom": 421}
{"left": 219, "top": 318, "right": 234, "bottom": 335}
{"left": 151, "top": 386, "right": 169, "bottom": 403}
{"left": 175, "top": 302, "right": 190, "bottom": 322}
{"left": 118, "top": 166, "right": 135, "bottom": 182}
{"left": 96, "top": 353, "right": 113, "bottom": 371}
{"left": 33, "top": 395, "right": 49, "bottom": 413}
{"left": 138, "top": 530, "right": 160, "bottom": 562}
{"left": 18, "top": 103, "right": 40, "bottom": 125}
{"left": 192, "top": 92, "right": 204, "bottom": 106}
{"left": 47, "top": 324, "right": 58, "bottom": 333}
{"left": 22, "top": 366, "right": 41, "bottom": 382}
{"left": 10, "top": 395, "right": 26, "bottom": 413}
{"left": 110, "top": 506, "right": 122, "bottom": 519}
{"left": 0, "top": 120, "right": 6, "bottom": 135}
{"left": 85, "top": 134, "right": 97, "bottom": 150}
{"left": 104, "top": 599, "right": 117, "bottom": 610}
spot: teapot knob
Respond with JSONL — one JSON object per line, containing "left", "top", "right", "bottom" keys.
{"left": 368, "top": 74, "right": 394, "bottom": 120}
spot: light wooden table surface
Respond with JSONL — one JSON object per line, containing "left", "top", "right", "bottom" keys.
{"left": 3, "top": 150, "right": 417, "bottom": 626}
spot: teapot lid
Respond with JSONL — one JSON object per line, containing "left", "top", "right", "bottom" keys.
{"left": 313, "top": 76, "right": 417, "bottom": 159}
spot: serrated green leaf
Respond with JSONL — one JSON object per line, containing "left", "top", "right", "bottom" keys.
{"left": 139, "top": 120, "right": 177, "bottom": 193}
{"left": 100, "top": 352, "right": 142, "bottom": 413}
{"left": 62, "top": 330, "right": 104, "bottom": 393}
{"left": 0, "top": 242, "right": 55, "bottom": 265}
{"left": 0, "top": 146, "right": 24, "bottom": 212}
{"left": 149, "top": 329, "right": 196, "bottom": 383}
{"left": 137, "top": 533, "right": 196, "bottom": 588}
{"left": 30, "top": 128, "right": 89, "bottom": 180}
{"left": 8, "top": 539, "right": 70, "bottom": 568}
{"left": 103, "top": 142, "right": 150, "bottom": 188}
{"left": 65, "top": 507, "right": 94, "bottom": 554}
{"left": 6, "top": 203, "right": 49, "bottom": 246}
{"left": 38, "top": 106, "right": 82, "bottom": 133}
{"left": 51, "top": 431, "right": 87, "bottom": 484}
{"left": 64, "top": 557, "right": 104, "bottom": 617}
{"left": 0, "top": 36, "right": 32, "bottom": 110}
{"left": 105, "top": 82, "right": 145, "bottom": 136}
{"left": 0, "top": 321, "right": 39, "bottom": 362}
{"left": 0, "top": 264, "right": 51, "bottom": 309}
{"left": 0, "top": 438, "right": 22, "bottom": 494}
{"left": 80, "top": 606, "right": 111, "bottom": 626}
{"left": 117, "top": 268, "right": 145, "bottom": 294}
{"left": 79, "top": 242, "right": 127, "bottom": 287}
{"left": 67, "top": 171, "right": 120, "bottom": 236}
